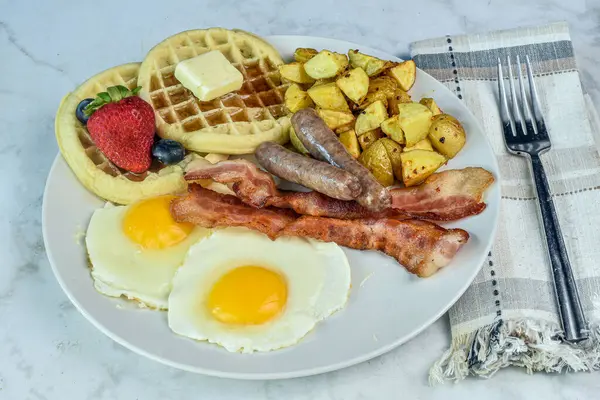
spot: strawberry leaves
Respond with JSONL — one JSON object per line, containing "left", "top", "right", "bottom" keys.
{"left": 84, "top": 85, "right": 142, "bottom": 116}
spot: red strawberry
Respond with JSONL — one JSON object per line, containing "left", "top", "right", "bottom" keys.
{"left": 85, "top": 86, "right": 155, "bottom": 173}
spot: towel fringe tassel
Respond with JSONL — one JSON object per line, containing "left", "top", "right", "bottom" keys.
{"left": 429, "top": 318, "right": 600, "bottom": 384}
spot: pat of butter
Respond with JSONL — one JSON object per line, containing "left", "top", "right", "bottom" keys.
{"left": 174, "top": 51, "right": 244, "bottom": 102}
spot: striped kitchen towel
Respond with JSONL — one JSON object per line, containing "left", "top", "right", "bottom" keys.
{"left": 410, "top": 22, "right": 600, "bottom": 383}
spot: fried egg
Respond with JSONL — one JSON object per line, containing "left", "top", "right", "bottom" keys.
{"left": 86, "top": 195, "right": 210, "bottom": 309}
{"left": 168, "top": 227, "right": 351, "bottom": 353}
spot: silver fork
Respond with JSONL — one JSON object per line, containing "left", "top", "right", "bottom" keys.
{"left": 498, "top": 55, "right": 588, "bottom": 343}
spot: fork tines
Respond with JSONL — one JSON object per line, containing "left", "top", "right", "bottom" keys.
{"left": 497, "top": 55, "right": 549, "bottom": 141}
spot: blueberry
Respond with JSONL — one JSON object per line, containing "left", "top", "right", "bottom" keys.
{"left": 76, "top": 98, "right": 94, "bottom": 125}
{"left": 152, "top": 139, "right": 185, "bottom": 165}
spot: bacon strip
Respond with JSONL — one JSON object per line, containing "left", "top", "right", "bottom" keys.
{"left": 390, "top": 167, "right": 494, "bottom": 221}
{"left": 267, "top": 191, "right": 405, "bottom": 219}
{"left": 185, "top": 159, "right": 278, "bottom": 208}
{"left": 170, "top": 185, "right": 296, "bottom": 240}
{"left": 171, "top": 186, "right": 469, "bottom": 277}
{"left": 185, "top": 160, "right": 494, "bottom": 221}
{"left": 282, "top": 217, "right": 468, "bottom": 277}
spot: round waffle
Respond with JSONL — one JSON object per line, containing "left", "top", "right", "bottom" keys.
{"left": 138, "top": 28, "right": 291, "bottom": 154}
{"left": 55, "top": 63, "right": 197, "bottom": 205}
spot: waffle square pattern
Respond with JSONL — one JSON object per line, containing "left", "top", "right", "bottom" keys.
{"left": 138, "top": 28, "right": 292, "bottom": 154}
{"left": 55, "top": 63, "right": 197, "bottom": 204}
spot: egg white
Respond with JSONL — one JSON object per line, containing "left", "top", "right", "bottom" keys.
{"left": 168, "top": 227, "right": 351, "bottom": 353}
{"left": 86, "top": 203, "right": 210, "bottom": 309}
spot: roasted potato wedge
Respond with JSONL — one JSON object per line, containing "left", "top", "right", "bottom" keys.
{"left": 339, "top": 129, "right": 361, "bottom": 158}
{"left": 304, "top": 50, "right": 349, "bottom": 79}
{"left": 355, "top": 100, "right": 388, "bottom": 135}
{"left": 428, "top": 114, "right": 466, "bottom": 158}
{"left": 387, "top": 89, "right": 412, "bottom": 116}
{"left": 279, "top": 62, "right": 315, "bottom": 84}
{"left": 380, "top": 138, "right": 403, "bottom": 180}
{"left": 289, "top": 126, "right": 310, "bottom": 155}
{"left": 335, "top": 123, "right": 356, "bottom": 134}
{"left": 336, "top": 67, "right": 369, "bottom": 104}
{"left": 357, "top": 90, "right": 388, "bottom": 111}
{"left": 404, "top": 137, "right": 434, "bottom": 152}
{"left": 397, "top": 102, "right": 433, "bottom": 147}
{"left": 284, "top": 84, "right": 314, "bottom": 113}
{"left": 400, "top": 149, "right": 446, "bottom": 187}
{"left": 317, "top": 109, "right": 355, "bottom": 131}
{"left": 387, "top": 60, "right": 416, "bottom": 91}
{"left": 347, "top": 50, "right": 371, "bottom": 69}
{"left": 358, "top": 128, "right": 384, "bottom": 151}
{"left": 367, "top": 61, "right": 394, "bottom": 77}
{"left": 348, "top": 50, "right": 392, "bottom": 77}
{"left": 359, "top": 139, "right": 394, "bottom": 187}
{"left": 419, "top": 98, "right": 442, "bottom": 116}
{"left": 368, "top": 76, "right": 397, "bottom": 97}
{"left": 307, "top": 83, "right": 350, "bottom": 112}
{"left": 357, "top": 77, "right": 400, "bottom": 111}
{"left": 294, "top": 48, "right": 318, "bottom": 63}
{"left": 312, "top": 78, "right": 336, "bottom": 87}
{"left": 380, "top": 115, "right": 405, "bottom": 144}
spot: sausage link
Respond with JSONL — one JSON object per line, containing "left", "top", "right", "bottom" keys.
{"left": 255, "top": 142, "right": 363, "bottom": 201}
{"left": 291, "top": 108, "right": 391, "bottom": 211}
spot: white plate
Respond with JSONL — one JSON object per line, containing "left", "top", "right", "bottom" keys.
{"left": 42, "top": 35, "right": 500, "bottom": 379}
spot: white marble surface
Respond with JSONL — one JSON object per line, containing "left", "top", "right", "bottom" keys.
{"left": 2, "top": 0, "right": 600, "bottom": 398}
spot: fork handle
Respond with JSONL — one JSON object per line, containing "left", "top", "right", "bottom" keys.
{"left": 530, "top": 154, "right": 588, "bottom": 342}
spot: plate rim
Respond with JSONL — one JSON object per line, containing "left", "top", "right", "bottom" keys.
{"left": 42, "top": 34, "right": 501, "bottom": 380}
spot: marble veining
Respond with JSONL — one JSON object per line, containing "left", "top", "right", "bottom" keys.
{"left": 2, "top": 0, "right": 600, "bottom": 398}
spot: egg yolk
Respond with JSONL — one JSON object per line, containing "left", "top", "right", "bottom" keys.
{"left": 207, "top": 266, "right": 288, "bottom": 325}
{"left": 122, "top": 195, "right": 194, "bottom": 250}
